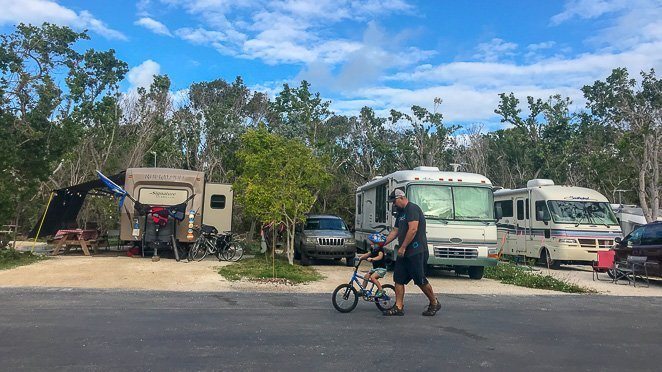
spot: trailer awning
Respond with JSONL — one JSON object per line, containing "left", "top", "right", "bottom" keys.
{"left": 29, "top": 171, "right": 126, "bottom": 238}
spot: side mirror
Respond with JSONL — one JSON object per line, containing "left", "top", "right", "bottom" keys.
{"left": 495, "top": 204, "right": 503, "bottom": 220}
{"left": 536, "top": 210, "right": 551, "bottom": 222}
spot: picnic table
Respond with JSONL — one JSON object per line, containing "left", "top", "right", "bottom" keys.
{"left": 51, "top": 229, "right": 100, "bottom": 256}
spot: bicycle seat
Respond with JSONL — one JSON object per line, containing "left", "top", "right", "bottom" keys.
{"left": 200, "top": 225, "right": 218, "bottom": 236}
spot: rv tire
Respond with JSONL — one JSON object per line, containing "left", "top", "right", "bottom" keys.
{"left": 540, "top": 248, "right": 561, "bottom": 269}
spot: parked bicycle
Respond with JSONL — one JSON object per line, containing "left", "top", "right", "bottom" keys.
{"left": 332, "top": 226, "right": 395, "bottom": 313}
{"left": 189, "top": 225, "right": 244, "bottom": 262}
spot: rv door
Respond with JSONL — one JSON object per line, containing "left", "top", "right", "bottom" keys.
{"left": 202, "top": 183, "right": 233, "bottom": 232}
{"left": 515, "top": 197, "right": 527, "bottom": 255}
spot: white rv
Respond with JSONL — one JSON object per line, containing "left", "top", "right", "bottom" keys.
{"left": 355, "top": 166, "right": 498, "bottom": 279}
{"left": 611, "top": 204, "right": 662, "bottom": 236}
{"left": 494, "top": 179, "right": 622, "bottom": 268}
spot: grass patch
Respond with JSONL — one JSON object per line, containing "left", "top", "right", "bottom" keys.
{"left": 218, "top": 254, "right": 324, "bottom": 284}
{"left": 485, "top": 262, "right": 596, "bottom": 294}
{"left": 0, "top": 249, "right": 46, "bottom": 270}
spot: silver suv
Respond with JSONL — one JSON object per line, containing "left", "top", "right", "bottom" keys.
{"left": 294, "top": 215, "right": 356, "bottom": 266}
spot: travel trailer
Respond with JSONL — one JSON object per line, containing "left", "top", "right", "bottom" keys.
{"left": 494, "top": 179, "right": 622, "bottom": 268}
{"left": 355, "top": 166, "right": 498, "bottom": 279}
{"left": 611, "top": 204, "right": 662, "bottom": 236}
{"left": 119, "top": 168, "right": 233, "bottom": 244}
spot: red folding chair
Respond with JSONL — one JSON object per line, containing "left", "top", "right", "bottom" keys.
{"left": 592, "top": 250, "right": 615, "bottom": 281}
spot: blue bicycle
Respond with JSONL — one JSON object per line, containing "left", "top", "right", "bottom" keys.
{"left": 332, "top": 228, "right": 396, "bottom": 313}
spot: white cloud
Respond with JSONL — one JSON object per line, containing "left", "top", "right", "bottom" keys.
{"left": 552, "top": 0, "right": 661, "bottom": 49}
{"left": 472, "top": 38, "right": 518, "bottom": 62}
{"left": 127, "top": 60, "right": 161, "bottom": 91}
{"left": 135, "top": 17, "right": 173, "bottom": 36}
{"left": 0, "top": 0, "right": 126, "bottom": 40}
{"left": 551, "top": 0, "right": 628, "bottom": 24}
{"left": 527, "top": 41, "right": 557, "bottom": 51}
{"left": 156, "top": 0, "right": 418, "bottom": 66}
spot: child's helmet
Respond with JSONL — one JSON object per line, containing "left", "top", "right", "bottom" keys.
{"left": 368, "top": 232, "right": 387, "bottom": 247}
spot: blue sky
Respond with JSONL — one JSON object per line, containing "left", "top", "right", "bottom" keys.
{"left": 1, "top": 0, "right": 661, "bottom": 130}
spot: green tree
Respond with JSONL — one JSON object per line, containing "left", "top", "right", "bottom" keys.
{"left": 234, "top": 127, "right": 329, "bottom": 264}
{"left": 0, "top": 23, "right": 127, "bottom": 231}
{"left": 582, "top": 68, "right": 661, "bottom": 221}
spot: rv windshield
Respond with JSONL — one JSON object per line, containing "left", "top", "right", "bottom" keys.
{"left": 547, "top": 201, "right": 618, "bottom": 226}
{"left": 408, "top": 185, "right": 493, "bottom": 222}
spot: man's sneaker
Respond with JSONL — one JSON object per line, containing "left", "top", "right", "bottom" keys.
{"left": 383, "top": 306, "right": 404, "bottom": 316}
{"left": 422, "top": 298, "right": 441, "bottom": 316}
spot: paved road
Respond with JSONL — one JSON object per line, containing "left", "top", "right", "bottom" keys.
{"left": 0, "top": 288, "right": 660, "bottom": 371}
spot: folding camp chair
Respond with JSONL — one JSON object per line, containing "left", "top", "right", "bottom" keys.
{"left": 626, "top": 256, "right": 650, "bottom": 288}
{"left": 592, "top": 250, "right": 615, "bottom": 281}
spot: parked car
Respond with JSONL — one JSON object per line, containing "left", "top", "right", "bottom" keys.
{"left": 294, "top": 215, "right": 356, "bottom": 266}
{"left": 614, "top": 221, "right": 662, "bottom": 276}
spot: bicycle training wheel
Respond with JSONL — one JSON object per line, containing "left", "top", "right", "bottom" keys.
{"left": 332, "top": 284, "right": 359, "bottom": 313}
{"left": 374, "top": 284, "right": 396, "bottom": 312}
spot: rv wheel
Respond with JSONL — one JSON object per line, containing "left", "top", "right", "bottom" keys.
{"left": 540, "top": 248, "right": 560, "bottom": 269}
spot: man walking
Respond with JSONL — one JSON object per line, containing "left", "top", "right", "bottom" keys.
{"left": 382, "top": 188, "right": 441, "bottom": 316}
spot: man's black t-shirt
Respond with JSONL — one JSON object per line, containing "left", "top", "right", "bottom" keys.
{"left": 369, "top": 245, "right": 386, "bottom": 269}
{"left": 395, "top": 202, "right": 427, "bottom": 257}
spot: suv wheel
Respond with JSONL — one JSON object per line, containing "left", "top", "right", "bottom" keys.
{"left": 300, "top": 251, "right": 311, "bottom": 266}
{"left": 345, "top": 254, "right": 356, "bottom": 267}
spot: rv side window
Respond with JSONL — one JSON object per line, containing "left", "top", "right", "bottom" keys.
{"left": 357, "top": 195, "right": 362, "bottom": 214}
{"left": 210, "top": 195, "right": 226, "bottom": 209}
{"left": 535, "top": 201, "right": 550, "bottom": 221}
{"left": 496, "top": 200, "right": 513, "bottom": 217}
{"left": 525, "top": 199, "right": 529, "bottom": 219}
{"left": 517, "top": 200, "right": 524, "bottom": 220}
{"left": 375, "top": 185, "right": 387, "bottom": 223}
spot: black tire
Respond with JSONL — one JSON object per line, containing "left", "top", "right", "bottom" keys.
{"left": 226, "top": 242, "right": 243, "bottom": 262}
{"left": 345, "top": 254, "right": 356, "bottom": 267}
{"left": 540, "top": 248, "right": 561, "bottom": 269}
{"left": 375, "top": 284, "right": 396, "bottom": 312}
{"left": 300, "top": 251, "right": 311, "bottom": 266}
{"left": 332, "top": 284, "right": 359, "bottom": 313}
{"left": 468, "top": 266, "right": 484, "bottom": 280}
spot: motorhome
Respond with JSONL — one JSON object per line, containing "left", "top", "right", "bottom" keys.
{"left": 119, "top": 168, "right": 233, "bottom": 245}
{"left": 355, "top": 166, "right": 498, "bottom": 279}
{"left": 494, "top": 179, "right": 622, "bottom": 268}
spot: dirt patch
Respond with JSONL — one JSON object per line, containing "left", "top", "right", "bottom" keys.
{"left": 0, "top": 254, "right": 661, "bottom": 296}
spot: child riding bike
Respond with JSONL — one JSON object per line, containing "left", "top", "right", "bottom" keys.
{"left": 358, "top": 232, "right": 388, "bottom": 298}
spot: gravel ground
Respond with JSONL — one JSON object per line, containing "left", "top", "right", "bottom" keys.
{"left": 1, "top": 252, "right": 661, "bottom": 296}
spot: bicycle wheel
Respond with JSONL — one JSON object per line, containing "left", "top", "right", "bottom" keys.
{"left": 225, "top": 242, "right": 244, "bottom": 262}
{"left": 332, "top": 284, "right": 358, "bottom": 313}
{"left": 191, "top": 238, "right": 209, "bottom": 261}
{"left": 374, "top": 284, "right": 396, "bottom": 312}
